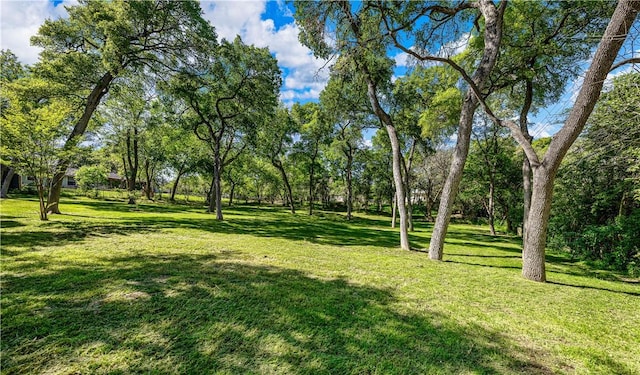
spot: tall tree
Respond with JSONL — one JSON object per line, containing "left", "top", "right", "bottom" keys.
{"left": 99, "top": 76, "right": 154, "bottom": 204}
{"left": 0, "top": 78, "right": 76, "bottom": 220}
{"left": 475, "top": 0, "right": 640, "bottom": 281}
{"left": 373, "top": 0, "right": 507, "bottom": 258}
{"left": 258, "top": 105, "right": 299, "bottom": 214}
{"left": 0, "top": 50, "right": 26, "bottom": 198}
{"left": 486, "top": 0, "right": 614, "bottom": 241}
{"left": 167, "top": 36, "right": 281, "bottom": 220}
{"left": 295, "top": 1, "right": 411, "bottom": 249}
{"left": 291, "top": 102, "right": 332, "bottom": 215}
{"left": 31, "top": 0, "right": 216, "bottom": 213}
{"left": 320, "top": 74, "right": 372, "bottom": 220}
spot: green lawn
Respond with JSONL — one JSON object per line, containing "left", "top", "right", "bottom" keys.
{"left": 1, "top": 196, "right": 639, "bottom": 374}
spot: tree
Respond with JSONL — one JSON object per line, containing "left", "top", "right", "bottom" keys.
{"left": 549, "top": 72, "right": 640, "bottom": 274}
{"left": 462, "top": 113, "right": 521, "bottom": 235}
{"left": 32, "top": 0, "right": 216, "bottom": 213}
{"left": 75, "top": 165, "right": 108, "bottom": 196}
{"left": 0, "top": 78, "right": 75, "bottom": 220}
{"left": 476, "top": 0, "right": 640, "bottom": 281}
{"left": 392, "top": 65, "right": 463, "bottom": 231}
{"left": 291, "top": 102, "right": 332, "bottom": 215}
{"left": 485, "top": 0, "right": 614, "bottom": 241}
{"left": 372, "top": 0, "right": 507, "bottom": 258}
{"left": 320, "top": 74, "right": 372, "bottom": 220}
{"left": 257, "top": 105, "right": 299, "bottom": 214}
{"left": 0, "top": 50, "right": 27, "bottom": 198}
{"left": 100, "top": 76, "right": 154, "bottom": 204}
{"left": 295, "top": 1, "right": 411, "bottom": 249}
{"left": 167, "top": 36, "right": 281, "bottom": 220}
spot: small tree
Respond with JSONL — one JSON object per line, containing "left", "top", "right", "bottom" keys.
{"left": 75, "top": 165, "right": 108, "bottom": 197}
{"left": 0, "top": 78, "right": 75, "bottom": 220}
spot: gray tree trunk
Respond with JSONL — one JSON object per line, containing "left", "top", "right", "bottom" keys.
{"left": 520, "top": 80, "right": 534, "bottom": 241}
{"left": 47, "top": 72, "right": 114, "bottom": 214}
{"left": 521, "top": 0, "right": 639, "bottom": 282}
{"left": 1, "top": 167, "right": 15, "bottom": 198}
{"left": 429, "top": 94, "right": 478, "bottom": 259}
{"left": 428, "top": 0, "right": 505, "bottom": 260}
{"left": 391, "top": 191, "right": 397, "bottom": 228}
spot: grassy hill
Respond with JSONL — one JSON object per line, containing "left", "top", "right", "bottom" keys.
{"left": 1, "top": 196, "right": 638, "bottom": 374}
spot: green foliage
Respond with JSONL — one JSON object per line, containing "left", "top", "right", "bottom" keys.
{"left": 75, "top": 165, "right": 108, "bottom": 196}
{"left": 31, "top": 0, "right": 216, "bottom": 84}
{"left": 0, "top": 49, "right": 25, "bottom": 83}
{"left": 549, "top": 73, "right": 640, "bottom": 274}
{"left": 0, "top": 77, "right": 77, "bottom": 219}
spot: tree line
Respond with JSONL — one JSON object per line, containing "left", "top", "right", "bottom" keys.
{"left": 1, "top": 0, "right": 638, "bottom": 281}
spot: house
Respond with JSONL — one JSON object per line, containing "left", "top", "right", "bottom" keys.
{"left": 2, "top": 166, "right": 125, "bottom": 190}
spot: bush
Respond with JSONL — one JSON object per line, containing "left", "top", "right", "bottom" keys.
{"left": 552, "top": 210, "right": 640, "bottom": 276}
{"left": 75, "top": 165, "right": 107, "bottom": 195}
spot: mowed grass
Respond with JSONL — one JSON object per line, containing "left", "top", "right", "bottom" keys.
{"left": 1, "top": 196, "right": 639, "bottom": 374}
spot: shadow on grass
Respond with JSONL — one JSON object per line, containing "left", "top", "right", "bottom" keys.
{"left": 546, "top": 281, "right": 640, "bottom": 297}
{"left": 1, "top": 211, "right": 428, "bottom": 251}
{"left": 2, "top": 252, "right": 558, "bottom": 374}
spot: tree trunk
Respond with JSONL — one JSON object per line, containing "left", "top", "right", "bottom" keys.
{"left": 425, "top": 197, "right": 434, "bottom": 222}
{"left": 170, "top": 167, "right": 185, "bottom": 202}
{"left": 144, "top": 160, "right": 153, "bottom": 200}
{"left": 1, "top": 167, "right": 15, "bottom": 198}
{"left": 428, "top": 0, "right": 504, "bottom": 260}
{"left": 391, "top": 191, "right": 397, "bottom": 228}
{"left": 47, "top": 72, "right": 114, "bottom": 214}
{"left": 429, "top": 94, "right": 478, "bottom": 259}
{"left": 37, "top": 184, "right": 48, "bottom": 221}
{"left": 126, "top": 127, "right": 140, "bottom": 205}
{"left": 520, "top": 0, "right": 639, "bottom": 282}
{"left": 274, "top": 159, "right": 295, "bottom": 214}
{"left": 520, "top": 79, "right": 534, "bottom": 241}
{"left": 488, "top": 180, "right": 496, "bottom": 236}
{"left": 522, "top": 167, "right": 553, "bottom": 282}
{"left": 309, "top": 145, "right": 318, "bottom": 215}
{"left": 345, "top": 147, "right": 353, "bottom": 220}
{"left": 213, "top": 148, "right": 223, "bottom": 220}
{"left": 207, "top": 173, "right": 215, "bottom": 212}
{"left": 364, "top": 81, "right": 409, "bottom": 250}
{"left": 229, "top": 182, "right": 236, "bottom": 207}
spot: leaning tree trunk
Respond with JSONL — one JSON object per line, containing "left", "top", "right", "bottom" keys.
{"left": 274, "top": 159, "right": 295, "bottom": 214}
{"left": 391, "top": 192, "right": 397, "bottom": 228}
{"left": 521, "top": 0, "right": 639, "bottom": 282}
{"left": 47, "top": 72, "right": 114, "bottom": 214}
{"left": 487, "top": 178, "right": 496, "bottom": 236}
{"left": 212, "top": 147, "right": 224, "bottom": 220}
{"left": 170, "top": 167, "right": 185, "bottom": 202}
{"left": 429, "top": 94, "right": 478, "bottom": 259}
{"left": 1, "top": 167, "right": 15, "bottom": 198}
{"left": 428, "top": 0, "right": 504, "bottom": 260}
{"left": 520, "top": 79, "right": 534, "bottom": 241}
{"left": 309, "top": 146, "right": 318, "bottom": 215}
{"left": 345, "top": 148, "right": 353, "bottom": 220}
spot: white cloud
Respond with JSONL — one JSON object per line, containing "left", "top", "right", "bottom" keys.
{"left": 394, "top": 52, "right": 409, "bottom": 67}
{"left": 438, "top": 32, "right": 470, "bottom": 58}
{"left": 0, "top": 0, "right": 75, "bottom": 65}
{"left": 528, "top": 122, "right": 556, "bottom": 139}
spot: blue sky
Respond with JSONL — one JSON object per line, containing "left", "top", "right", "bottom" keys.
{"left": 1, "top": 0, "right": 637, "bottom": 140}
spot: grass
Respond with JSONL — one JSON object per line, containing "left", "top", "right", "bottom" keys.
{"left": 1, "top": 196, "right": 639, "bottom": 374}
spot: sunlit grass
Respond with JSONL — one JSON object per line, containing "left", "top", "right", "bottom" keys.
{"left": 1, "top": 195, "right": 639, "bottom": 374}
